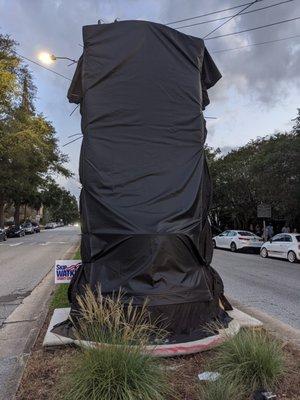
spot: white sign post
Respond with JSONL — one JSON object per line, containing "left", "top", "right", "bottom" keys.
{"left": 55, "top": 260, "right": 82, "bottom": 284}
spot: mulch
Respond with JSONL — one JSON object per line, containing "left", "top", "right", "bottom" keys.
{"left": 16, "top": 311, "right": 300, "bottom": 400}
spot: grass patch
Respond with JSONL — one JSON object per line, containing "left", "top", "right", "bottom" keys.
{"left": 73, "top": 248, "right": 81, "bottom": 259}
{"left": 50, "top": 284, "right": 69, "bottom": 309}
{"left": 50, "top": 247, "right": 81, "bottom": 309}
{"left": 207, "top": 329, "right": 284, "bottom": 394}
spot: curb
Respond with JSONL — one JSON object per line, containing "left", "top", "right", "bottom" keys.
{"left": 228, "top": 297, "right": 300, "bottom": 350}
{"left": 0, "top": 241, "right": 79, "bottom": 400}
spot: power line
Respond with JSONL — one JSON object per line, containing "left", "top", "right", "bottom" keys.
{"left": 175, "top": 0, "right": 294, "bottom": 30}
{"left": 63, "top": 136, "right": 82, "bottom": 147}
{"left": 15, "top": 52, "right": 72, "bottom": 81}
{"left": 205, "top": 16, "right": 300, "bottom": 40}
{"left": 15, "top": 17, "right": 300, "bottom": 82}
{"left": 203, "top": 0, "right": 258, "bottom": 38}
{"left": 166, "top": 0, "right": 264, "bottom": 26}
{"left": 211, "top": 33, "right": 300, "bottom": 53}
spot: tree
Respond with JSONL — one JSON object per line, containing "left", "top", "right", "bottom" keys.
{"left": 41, "top": 181, "right": 79, "bottom": 224}
{"left": 0, "top": 34, "right": 72, "bottom": 227}
{"left": 0, "top": 34, "right": 21, "bottom": 226}
{"left": 208, "top": 112, "right": 300, "bottom": 230}
{"left": 0, "top": 34, "right": 20, "bottom": 118}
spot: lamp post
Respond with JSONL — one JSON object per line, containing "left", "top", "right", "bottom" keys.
{"left": 50, "top": 55, "right": 77, "bottom": 64}
{"left": 38, "top": 52, "right": 77, "bottom": 65}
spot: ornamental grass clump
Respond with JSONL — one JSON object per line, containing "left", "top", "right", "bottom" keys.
{"left": 59, "top": 345, "right": 169, "bottom": 400}
{"left": 74, "top": 285, "right": 167, "bottom": 345}
{"left": 58, "top": 286, "right": 170, "bottom": 400}
{"left": 198, "top": 378, "right": 243, "bottom": 400}
{"left": 212, "top": 329, "right": 284, "bottom": 391}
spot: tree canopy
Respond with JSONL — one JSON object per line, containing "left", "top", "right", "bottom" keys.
{"left": 0, "top": 33, "right": 76, "bottom": 226}
{"left": 207, "top": 110, "right": 300, "bottom": 231}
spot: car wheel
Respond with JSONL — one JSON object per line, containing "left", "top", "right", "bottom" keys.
{"left": 260, "top": 247, "right": 268, "bottom": 258}
{"left": 230, "top": 242, "right": 237, "bottom": 252}
{"left": 287, "top": 251, "right": 296, "bottom": 263}
{"left": 4, "top": 236, "right": 7, "bottom": 241}
{"left": 212, "top": 239, "right": 217, "bottom": 249}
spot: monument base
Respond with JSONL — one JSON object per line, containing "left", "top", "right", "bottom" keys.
{"left": 43, "top": 307, "right": 262, "bottom": 357}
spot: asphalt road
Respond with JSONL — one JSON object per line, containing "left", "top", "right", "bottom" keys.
{"left": 0, "top": 226, "right": 80, "bottom": 326}
{"left": 212, "top": 248, "right": 300, "bottom": 329}
{"left": 0, "top": 229, "right": 298, "bottom": 330}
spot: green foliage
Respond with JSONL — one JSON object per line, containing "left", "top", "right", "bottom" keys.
{"left": 208, "top": 112, "right": 300, "bottom": 229}
{"left": 73, "top": 248, "right": 81, "bottom": 259}
{"left": 41, "top": 181, "right": 79, "bottom": 224}
{"left": 198, "top": 378, "right": 243, "bottom": 400}
{"left": 58, "top": 283, "right": 170, "bottom": 400}
{"left": 0, "top": 33, "right": 72, "bottom": 226}
{"left": 0, "top": 34, "right": 20, "bottom": 116}
{"left": 50, "top": 284, "right": 70, "bottom": 310}
{"left": 58, "top": 345, "right": 169, "bottom": 400}
{"left": 211, "top": 329, "right": 284, "bottom": 392}
{"left": 75, "top": 286, "right": 166, "bottom": 346}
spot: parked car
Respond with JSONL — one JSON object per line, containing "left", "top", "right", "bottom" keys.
{"left": 260, "top": 233, "right": 300, "bottom": 263}
{"left": 22, "top": 222, "right": 35, "bottom": 234}
{"left": 31, "top": 222, "right": 40, "bottom": 233}
{"left": 213, "top": 230, "right": 263, "bottom": 252}
{"left": 6, "top": 225, "right": 25, "bottom": 238}
{"left": 0, "top": 228, "right": 7, "bottom": 241}
{"left": 45, "top": 222, "right": 56, "bottom": 229}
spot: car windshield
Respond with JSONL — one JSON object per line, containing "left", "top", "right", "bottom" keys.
{"left": 237, "top": 231, "right": 254, "bottom": 236}
{"left": 296, "top": 235, "right": 300, "bottom": 242}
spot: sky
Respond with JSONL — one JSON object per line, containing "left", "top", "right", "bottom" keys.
{"left": 1, "top": 0, "right": 299, "bottom": 198}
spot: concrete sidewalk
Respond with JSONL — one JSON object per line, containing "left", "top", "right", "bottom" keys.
{"left": 0, "top": 243, "right": 78, "bottom": 400}
{"left": 229, "top": 298, "right": 300, "bottom": 350}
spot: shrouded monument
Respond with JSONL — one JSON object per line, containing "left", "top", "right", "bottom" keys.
{"left": 54, "top": 20, "right": 232, "bottom": 343}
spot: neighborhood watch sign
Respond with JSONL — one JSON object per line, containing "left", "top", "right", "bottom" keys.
{"left": 55, "top": 260, "right": 82, "bottom": 284}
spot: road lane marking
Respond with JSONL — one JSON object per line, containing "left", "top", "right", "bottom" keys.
{"left": 39, "top": 241, "right": 68, "bottom": 246}
{"left": 9, "top": 242, "right": 23, "bottom": 247}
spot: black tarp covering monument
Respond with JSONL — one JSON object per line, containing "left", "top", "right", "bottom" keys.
{"left": 60, "top": 20, "right": 232, "bottom": 342}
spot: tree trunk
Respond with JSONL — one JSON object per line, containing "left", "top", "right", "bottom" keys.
{"left": 0, "top": 194, "right": 4, "bottom": 228}
{"left": 14, "top": 203, "right": 21, "bottom": 225}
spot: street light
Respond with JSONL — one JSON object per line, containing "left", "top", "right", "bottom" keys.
{"left": 38, "top": 52, "right": 54, "bottom": 65}
{"left": 38, "top": 51, "right": 77, "bottom": 65}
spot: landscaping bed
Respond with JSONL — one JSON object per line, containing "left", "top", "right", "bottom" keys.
{"left": 16, "top": 251, "right": 300, "bottom": 400}
{"left": 16, "top": 306, "right": 300, "bottom": 399}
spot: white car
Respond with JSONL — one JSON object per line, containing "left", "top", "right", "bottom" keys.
{"left": 260, "top": 233, "right": 300, "bottom": 263}
{"left": 45, "top": 222, "right": 56, "bottom": 229}
{"left": 213, "top": 230, "right": 263, "bottom": 252}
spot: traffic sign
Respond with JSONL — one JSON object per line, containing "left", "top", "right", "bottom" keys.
{"left": 257, "top": 204, "right": 271, "bottom": 218}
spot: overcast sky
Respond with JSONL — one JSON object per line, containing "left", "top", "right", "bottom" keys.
{"left": 1, "top": 0, "right": 299, "bottom": 197}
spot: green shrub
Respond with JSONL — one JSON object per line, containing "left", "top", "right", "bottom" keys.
{"left": 199, "top": 378, "right": 243, "bottom": 400}
{"left": 212, "top": 329, "right": 284, "bottom": 391}
{"left": 58, "top": 286, "right": 170, "bottom": 400}
{"left": 59, "top": 345, "right": 169, "bottom": 400}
